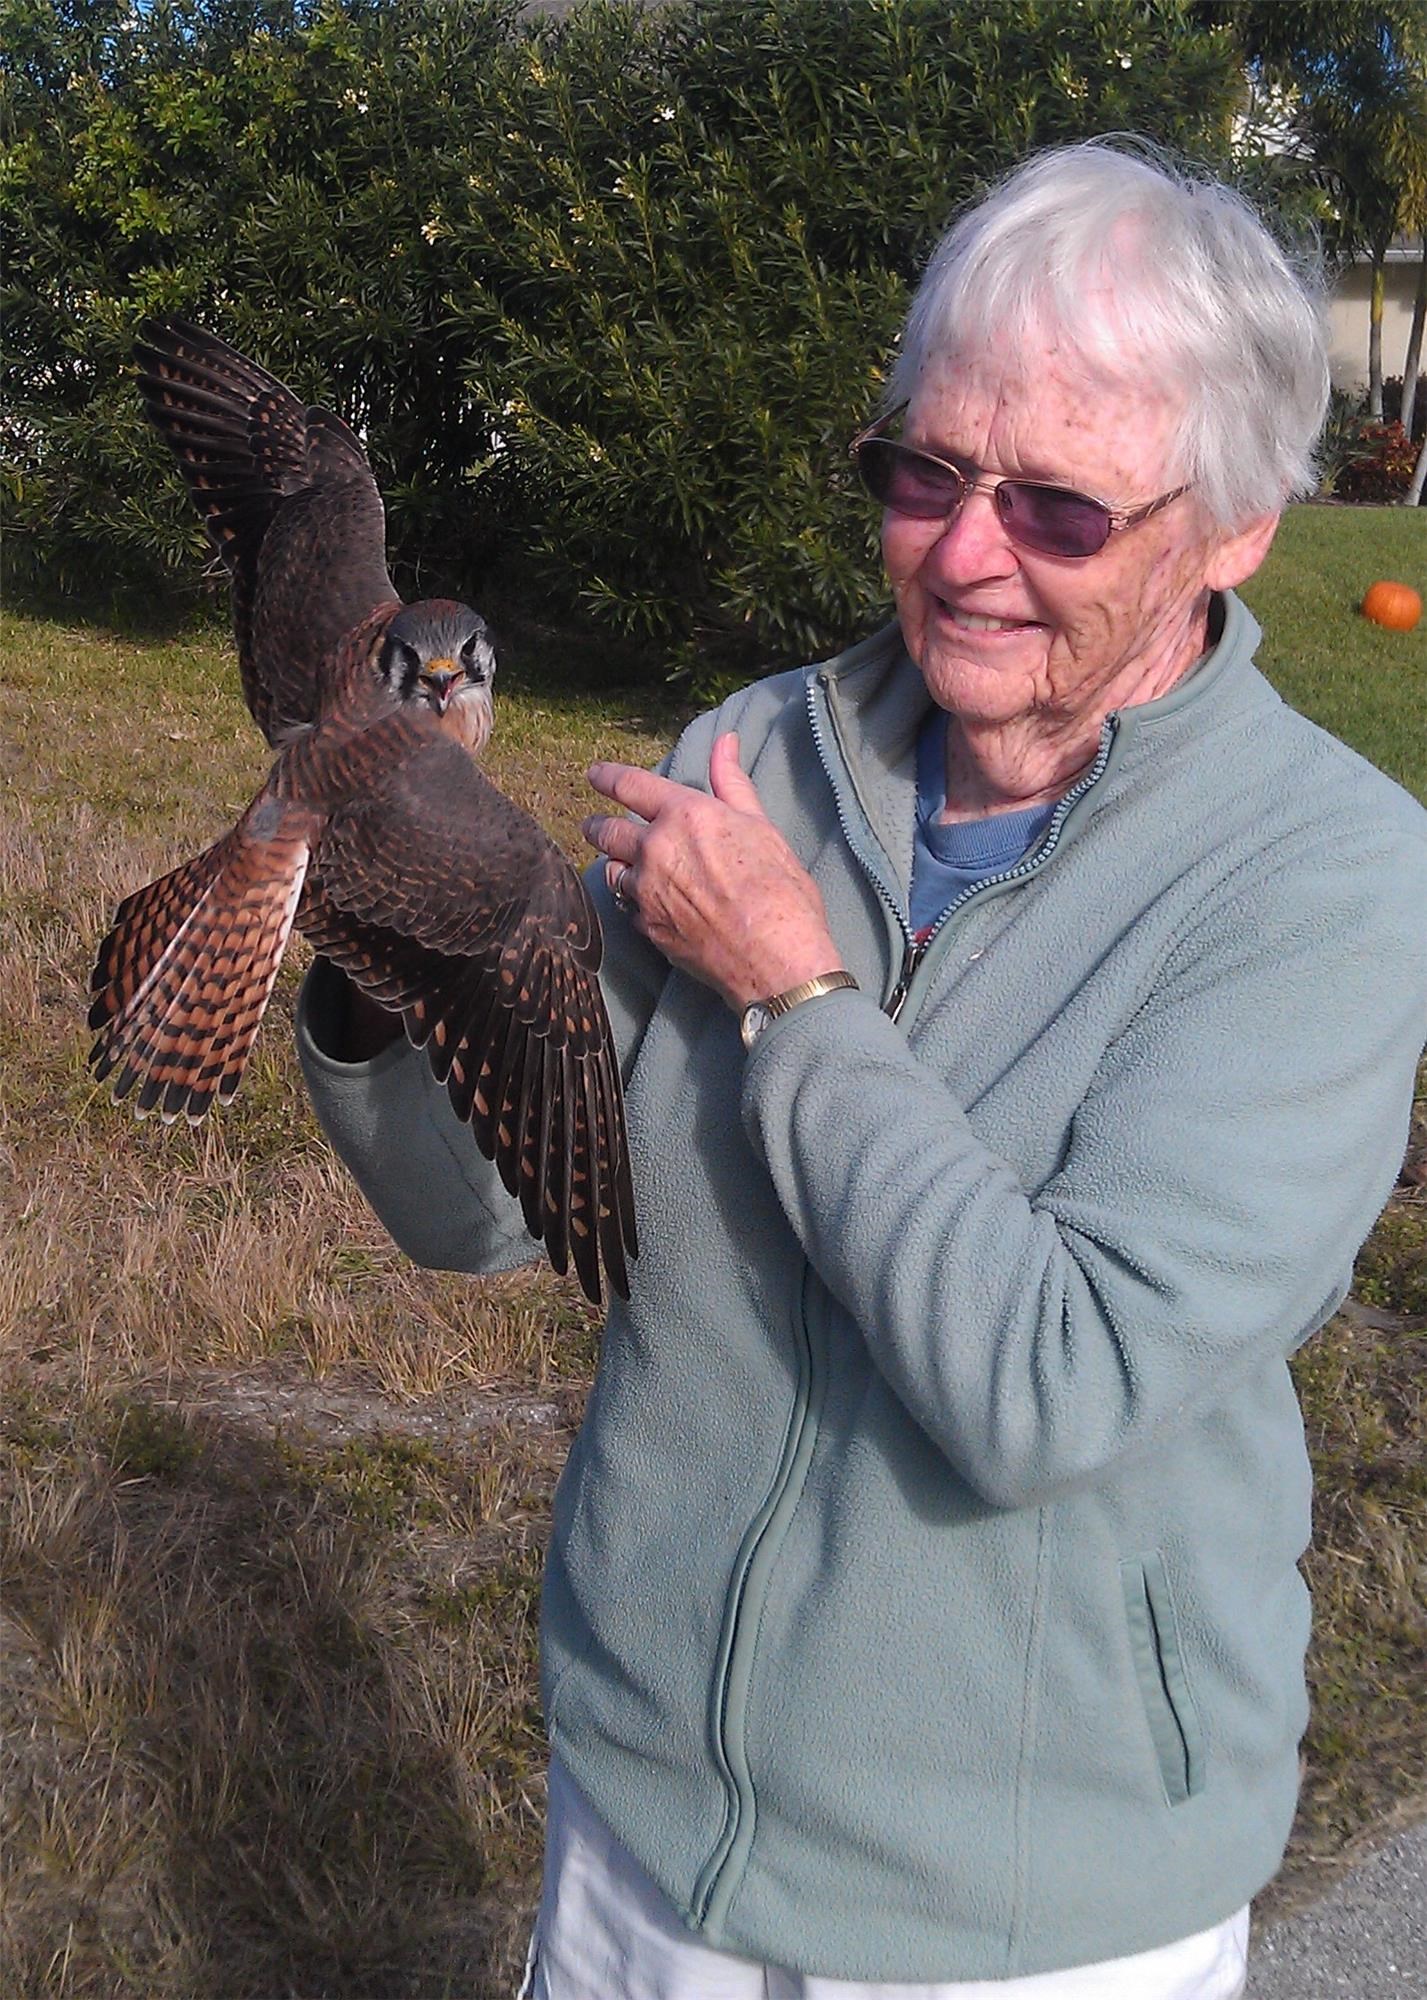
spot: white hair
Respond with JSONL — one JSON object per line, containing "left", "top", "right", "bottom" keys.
{"left": 888, "top": 138, "right": 1331, "bottom": 528}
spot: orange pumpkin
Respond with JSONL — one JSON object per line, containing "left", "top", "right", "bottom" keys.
{"left": 1361, "top": 580, "right": 1422, "bottom": 632}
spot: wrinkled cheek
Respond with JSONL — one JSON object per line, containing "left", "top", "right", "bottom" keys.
{"left": 888, "top": 556, "right": 938, "bottom": 651}
{"left": 1136, "top": 539, "right": 1205, "bottom": 617}
{"left": 883, "top": 523, "right": 937, "bottom": 617}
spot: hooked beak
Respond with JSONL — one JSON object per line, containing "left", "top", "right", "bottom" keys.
{"left": 420, "top": 662, "right": 459, "bottom": 711}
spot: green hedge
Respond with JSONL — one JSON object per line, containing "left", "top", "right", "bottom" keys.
{"left": 2, "top": 0, "right": 1244, "bottom": 682}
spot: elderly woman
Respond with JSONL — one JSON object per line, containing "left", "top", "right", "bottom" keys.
{"left": 300, "top": 142, "right": 1427, "bottom": 1997}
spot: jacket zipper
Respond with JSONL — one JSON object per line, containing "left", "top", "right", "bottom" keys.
{"left": 859, "top": 702, "right": 1121, "bottom": 1026}
{"left": 695, "top": 677, "right": 1115, "bottom": 1921}
{"left": 693, "top": 1263, "right": 823, "bottom": 1926}
{"left": 805, "top": 674, "right": 915, "bottom": 997}
{"left": 696, "top": 675, "right": 904, "bottom": 1924}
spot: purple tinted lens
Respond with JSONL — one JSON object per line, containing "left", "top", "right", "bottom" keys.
{"left": 997, "top": 481, "right": 1110, "bottom": 557}
{"left": 856, "top": 438, "right": 1115, "bottom": 557}
{"left": 856, "top": 439, "right": 967, "bottom": 519}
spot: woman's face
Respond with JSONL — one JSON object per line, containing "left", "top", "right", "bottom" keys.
{"left": 882, "top": 340, "right": 1275, "bottom": 733}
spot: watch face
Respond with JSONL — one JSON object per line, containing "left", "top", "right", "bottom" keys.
{"left": 740, "top": 1003, "right": 773, "bottom": 1050}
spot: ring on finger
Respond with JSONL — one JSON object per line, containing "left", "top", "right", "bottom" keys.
{"left": 612, "top": 863, "right": 637, "bottom": 914}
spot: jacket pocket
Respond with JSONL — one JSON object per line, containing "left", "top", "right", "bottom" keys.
{"left": 1120, "top": 1553, "right": 1206, "bottom": 1806}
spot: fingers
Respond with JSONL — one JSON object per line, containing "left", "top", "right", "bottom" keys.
{"left": 587, "top": 760, "right": 682, "bottom": 817}
{"left": 707, "top": 733, "right": 769, "bottom": 818}
{"left": 582, "top": 811, "right": 643, "bottom": 866}
{"left": 583, "top": 800, "right": 647, "bottom": 926}
{"left": 589, "top": 737, "right": 766, "bottom": 820}
{"left": 583, "top": 739, "right": 838, "bottom": 1005}
{"left": 583, "top": 742, "right": 746, "bottom": 878}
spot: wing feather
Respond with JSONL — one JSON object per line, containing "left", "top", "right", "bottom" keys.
{"left": 135, "top": 317, "right": 398, "bottom": 742}
{"left": 294, "top": 711, "right": 635, "bottom": 1303}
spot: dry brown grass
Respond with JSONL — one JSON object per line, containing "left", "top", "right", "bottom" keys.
{"left": 0, "top": 602, "right": 671, "bottom": 1996}
{"left": 0, "top": 1388, "right": 554, "bottom": 1997}
{"left": 1268, "top": 1279, "right": 1427, "bottom": 1916}
{"left": 0, "top": 606, "right": 665, "bottom": 1395}
{"left": 0, "top": 599, "right": 1423, "bottom": 1988}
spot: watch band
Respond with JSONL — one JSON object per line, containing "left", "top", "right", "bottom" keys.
{"left": 739, "top": 970, "right": 859, "bottom": 1050}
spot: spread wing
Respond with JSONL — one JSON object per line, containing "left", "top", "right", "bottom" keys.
{"left": 295, "top": 711, "right": 637, "bottom": 1307}
{"left": 134, "top": 317, "right": 399, "bottom": 744}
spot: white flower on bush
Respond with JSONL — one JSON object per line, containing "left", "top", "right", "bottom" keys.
{"left": 421, "top": 217, "right": 445, "bottom": 244}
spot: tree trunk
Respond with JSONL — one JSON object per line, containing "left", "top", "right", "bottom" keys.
{"left": 1406, "top": 426, "right": 1427, "bottom": 506}
{"left": 1368, "top": 248, "right": 1386, "bottom": 418}
{"left": 1400, "top": 236, "right": 1427, "bottom": 439}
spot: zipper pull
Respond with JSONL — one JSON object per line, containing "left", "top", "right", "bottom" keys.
{"left": 885, "top": 938, "right": 922, "bottom": 1022}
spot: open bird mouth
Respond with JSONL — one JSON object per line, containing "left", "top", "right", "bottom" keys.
{"left": 420, "top": 668, "right": 460, "bottom": 710}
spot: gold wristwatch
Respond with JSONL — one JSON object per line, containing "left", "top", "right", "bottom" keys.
{"left": 739, "top": 970, "right": 859, "bottom": 1050}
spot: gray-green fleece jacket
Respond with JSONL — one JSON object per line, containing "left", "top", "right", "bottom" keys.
{"left": 298, "top": 592, "right": 1427, "bottom": 1982}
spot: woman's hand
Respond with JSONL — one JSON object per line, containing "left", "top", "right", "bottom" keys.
{"left": 583, "top": 733, "right": 844, "bottom": 1012}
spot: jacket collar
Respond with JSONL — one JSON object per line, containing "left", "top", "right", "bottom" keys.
{"left": 809, "top": 591, "right": 1276, "bottom": 882}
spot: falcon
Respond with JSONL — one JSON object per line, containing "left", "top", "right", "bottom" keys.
{"left": 88, "top": 318, "right": 636, "bottom": 1306}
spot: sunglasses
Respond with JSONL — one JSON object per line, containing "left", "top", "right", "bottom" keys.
{"left": 850, "top": 407, "right": 1190, "bottom": 560}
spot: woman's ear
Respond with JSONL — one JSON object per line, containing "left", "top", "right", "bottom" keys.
{"left": 1205, "top": 511, "right": 1281, "bottom": 593}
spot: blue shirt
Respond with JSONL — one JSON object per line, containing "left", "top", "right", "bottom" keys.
{"left": 911, "top": 708, "right": 1058, "bottom": 937}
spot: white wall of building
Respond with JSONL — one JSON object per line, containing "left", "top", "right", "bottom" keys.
{"left": 1328, "top": 247, "right": 1423, "bottom": 395}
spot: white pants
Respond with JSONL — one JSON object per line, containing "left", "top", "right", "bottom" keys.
{"left": 522, "top": 1756, "right": 1249, "bottom": 2000}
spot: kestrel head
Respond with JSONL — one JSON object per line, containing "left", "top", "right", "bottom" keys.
{"left": 379, "top": 601, "right": 496, "bottom": 754}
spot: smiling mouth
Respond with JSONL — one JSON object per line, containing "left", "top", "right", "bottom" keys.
{"left": 943, "top": 606, "right": 1038, "bottom": 633}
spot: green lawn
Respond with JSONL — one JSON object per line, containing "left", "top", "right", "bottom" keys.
{"left": 1241, "top": 504, "right": 1427, "bottom": 801}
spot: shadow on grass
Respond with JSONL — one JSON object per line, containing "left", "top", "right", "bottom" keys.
{"left": 2, "top": 570, "right": 692, "bottom": 741}
{"left": 0, "top": 1391, "right": 537, "bottom": 1999}
{"left": 2, "top": 574, "right": 228, "bottom": 649}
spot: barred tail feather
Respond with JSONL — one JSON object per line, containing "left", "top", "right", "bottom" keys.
{"left": 89, "top": 826, "right": 309, "bottom": 1122}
